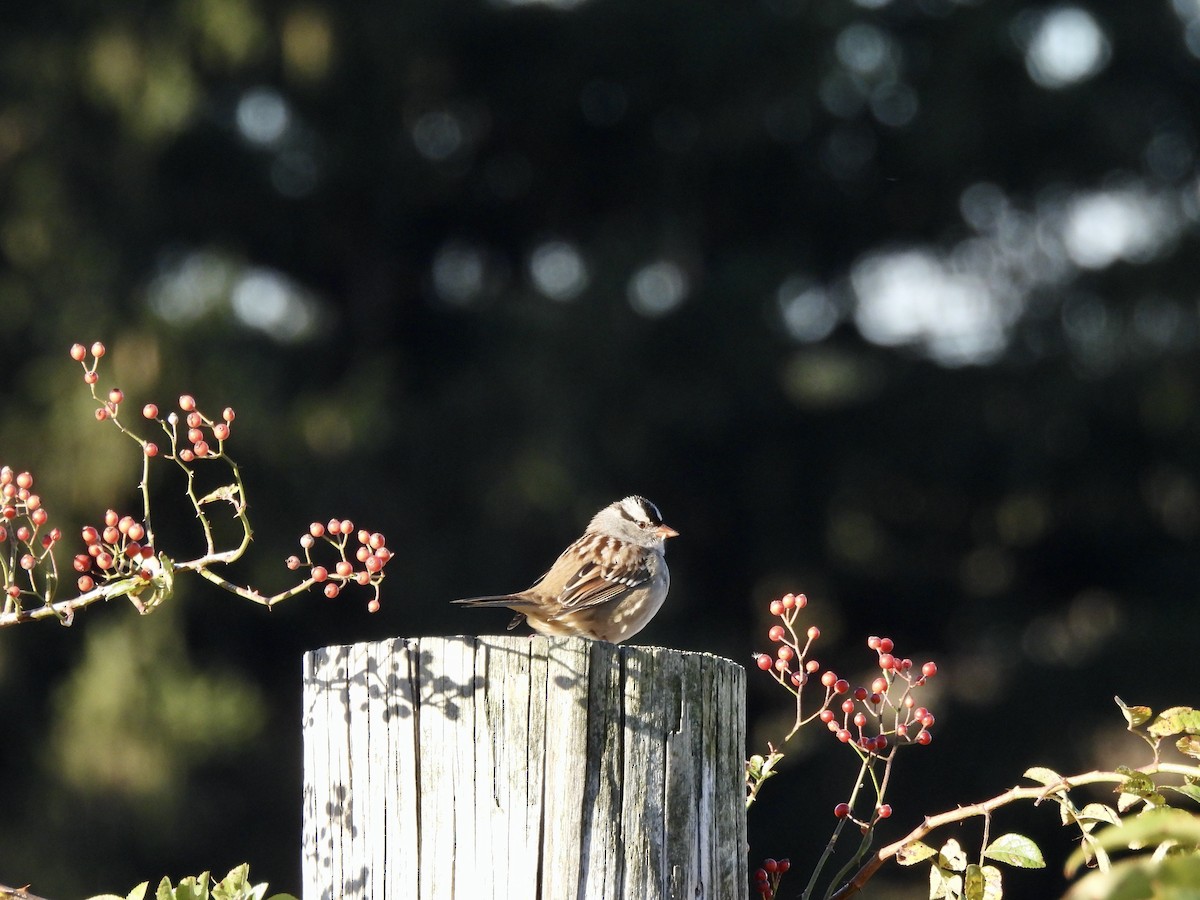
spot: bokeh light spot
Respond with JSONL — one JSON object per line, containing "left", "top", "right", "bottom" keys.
{"left": 627, "top": 260, "right": 688, "bottom": 317}
{"left": 1018, "top": 6, "right": 1111, "bottom": 89}
{"left": 529, "top": 240, "right": 588, "bottom": 301}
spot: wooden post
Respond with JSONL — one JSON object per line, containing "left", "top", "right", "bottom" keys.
{"left": 302, "top": 635, "right": 747, "bottom": 900}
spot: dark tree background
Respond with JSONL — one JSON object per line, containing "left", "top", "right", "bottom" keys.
{"left": 2, "top": 0, "right": 1198, "bottom": 896}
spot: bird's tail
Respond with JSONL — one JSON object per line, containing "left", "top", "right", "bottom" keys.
{"left": 451, "top": 595, "right": 532, "bottom": 609}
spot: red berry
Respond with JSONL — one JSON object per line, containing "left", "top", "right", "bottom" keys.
{"left": 853, "top": 686, "right": 868, "bottom": 701}
{"left": 335, "top": 560, "right": 354, "bottom": 578}
{"left": 364, "top": 555, "right": 383, "bottom": 573}
{"left": 0, "top": 527, "right": 6, "bottom": 542}
{"left": 127, "top": 522, "right": 145, "bottom": 542}
{"left": 311, "top": 566, "right": 328, "bottom": 582}
{"left": 774, "top": 658, "right": 789, "bottom": 673}
{"left": 179, "top": 394, "right": 196, "bottom": 411}
{"left": 78, "top": 575, "right": 95, "bottom": 591}
{"left": 834, "top": 802, "right": 851, "bottom": 818}
{"left": 356, "top": 546, "right": 370, "bottom": 562}
{"left": 144, "top": 442, "right": 158, "bottom": 457}
{"left": 309, "top": 522, "right": 325, "bottom": 538}
{"left": 285, "top": 555, "right": 301, "bottom": 570}
{"left": 108, "top": 388, "right": 124, "bottom": 405}
{"left": 367, "top": 597, "right": 381, "bottom": 613}
{"left": 103, "top": 526, "right": 119, "bottom": 544}
{"left": 916, "top": 731, "right": 932, "bottom": 745}
{"left": 769, "top": 599, "right": 784, "bottom": 616}
{"left": 896, "top": 723, "right": 908, "bottom": 737}
{"left": 921, "top": 713, "right": 935, "bottom": 727}
{"left": 15, "top": 526, "right": 30, "bottom": 542}
{"left": 16, "top": 472, "right": 32, "bottom": 490}
{"left": 756, "top": 654, "right": 772, "bottom": 671}
{"left": 96, "top": 551, "right": 114, "bottom": 569}
{"left": 139, "top": 546, "right": 153, "bottom": 559}
{"left": 19, "top": 553, "right": 35, "bottom": 570}
{"left": 222, "top": 407, "right": 235, "bottom": 422}
{"left": 834, "top": 679, "right": 850, "bottom": 694}
{"left": 339, "top": 520, "right": 354, "bottom": 535}
{"left": 143, "top": 403, "right": 159, "bottom": 419}
{"left": 324, "top": 582, "right": 340, "bottom": 598}
{"left": 70, "top": 343, "right": 87, "bottom": 361}
{"left": 853, "top": 712, "right": 867, "bottom": 728}
{"left": 30, "top": 508, "right": 47, "bottom": 526}
{"left": 778, "top": 859, "right": 790, "bottom": 873}
{"left": 807, "top": 625, "right": 820, "bottom": 640}
{"left": 871, "top": 677, "right": 887, "bottom": 694}
{"left": 6, "top": 585, "right": 18, "bottom": 599}
{"left": 819, "top": 709, "right": 835, "bottom": 723}
{"left": 805, "top": 659, "right": 819, "bottom": 673}
{"left": 299, "top": 534, "right": 315, "bottom": 549}
{"left": 776, "top": 645, "right": 794, "bottom": 661}
{"left": 187, "top": 427, "right": 204, "bottom": 444}
{"left": 922, "top": 662, "right": 938, "bottom": 677}
{"left": 781, "top": 593, "right": 796, "bottom": 609}
{"left": 179, "top": 449, "right": 195, "bottom": 462}
{"left": 763, "top": 858, "right": 778, "bottom": 873}
{"left": 84, "top": 371, "right": 99, "bottom": 385}
{"left": 821, "top": 671, "right": 837, "bottom": 687}
{"left": 213, "top": 423, "right": 230, "bottom": 441}
{"left": 91, "top": 341, "right": 106, "bottom": 358}
{"left": 369, "top": 532, "right": 386, "bottom": 550}
{"left": 94, "top": 408, "right": 109, "bottom": 421}
{"left": 327, "top": 518, "right": 341, "bottom": 534}
{"left": 841, "top": 699, "right": 855, "bottom": 714}
{"left": 867, "top": 635, "right": 881, "bottom": 650}
{"left": 356, "top": 571, "right": 371, "bottom": 585}
{"left": 193, "top": 440, "right": 210, "bottom": 457}
{"left": 878, "top": 653, "right": 895, "bottom": 670}
{"left": 877, "top": 804, "right": 892, "bottom": 819}
{"left": 768, "top": 624, "right": 785, "bottom": 642}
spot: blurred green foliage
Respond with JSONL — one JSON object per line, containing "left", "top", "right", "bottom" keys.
{"left": 1, "top": 0, "right": 1199, "bottom": 896}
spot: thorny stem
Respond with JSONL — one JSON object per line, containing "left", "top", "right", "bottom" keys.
{"left": 827, "top": 762, "right": 1200, "bottom": 899}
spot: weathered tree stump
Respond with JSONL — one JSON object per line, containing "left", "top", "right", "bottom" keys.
{"left": 302, "top": 635, "right": 747, "bottom": 899}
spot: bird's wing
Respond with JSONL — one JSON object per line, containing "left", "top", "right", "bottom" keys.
{"left": 551, "top": 535, "right": 654, "bottom": 614}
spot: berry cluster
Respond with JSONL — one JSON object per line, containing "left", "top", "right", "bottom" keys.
{"left": 287, "top": 520, "right": 392, "bottom": 613}
{"left": 0, "top": 467, "right": 63, "bottom": 613}
{"left": 143, "top": 395, "right": 236, "bottom": 463}
{"left": 751, "top": 856, "right": 790, "bottom": 898}
{"left": 754, "top": 594, "right": 937, "bottom": 758}
{"left": 75, "top": 509, "right": 156, "bottom": 594}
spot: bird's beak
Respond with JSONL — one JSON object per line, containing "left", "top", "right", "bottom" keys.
{"left": 656, "top": 524, "right": 679, "bottom": 539}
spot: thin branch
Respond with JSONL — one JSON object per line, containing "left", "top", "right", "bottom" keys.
{"left": 828, "top": 763, "right": 1200, "bottom": 899}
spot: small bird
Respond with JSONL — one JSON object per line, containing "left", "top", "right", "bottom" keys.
{"left": 453, "top": 495, "right": 678, "bottom": 643}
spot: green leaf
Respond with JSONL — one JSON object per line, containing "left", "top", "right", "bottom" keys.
{"left": 964, "top": 863, "right": 986, "bottom": 900}
{"left": 897, "top": 840, "right": 938, "bottom": 866}
{"left": 1023, "top": 766, "right": 1062, "bottom": 786}
{"left": 928, "top": 863, "right": 960, "bottom": 900}
{"left": 938, "top": 838, "right": 968, "bottom": 872}
{"left": 1115, "top": 696, "right": 1153, "bottom": 728}
{"left": 1078, "top": 803, "right": 1122, "bottom": 828}
{"left": 1176, "top": 735, "right": 1200, "bottom": 760}
{"left": 1116, "top": 768, "right": 1165, "bottom": 807}
{"left": 983, "top": 832, "right": 1046, "bottom": 868}
{"left": 980, "top": 865, "right": 1003, "bottom": 900}
{"left": 1064, "top": 809, "right": 1200, "bottom": 877}
{"left": 1148, "top": 707, "right": 1200, "bottom": 738}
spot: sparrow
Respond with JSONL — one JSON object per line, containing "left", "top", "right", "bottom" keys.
{"left": 453, "top": 495, "right": 678, "bottom": 643}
